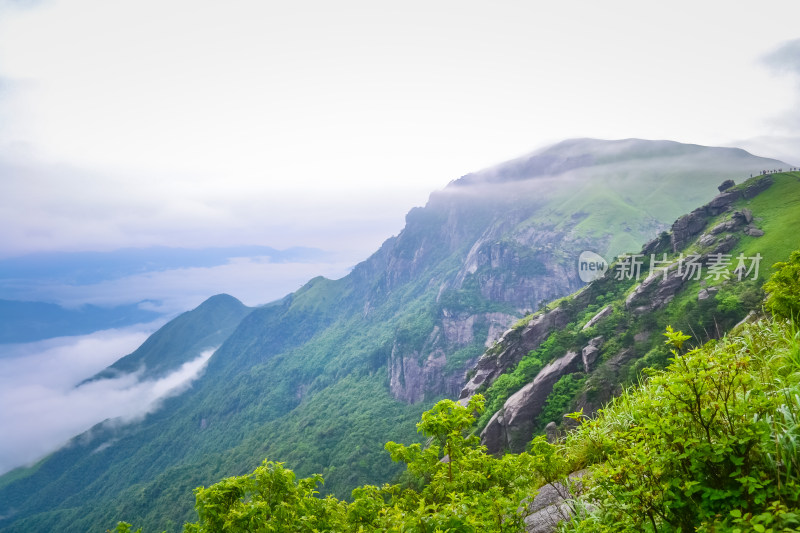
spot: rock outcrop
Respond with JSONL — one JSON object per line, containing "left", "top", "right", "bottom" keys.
{"left": 574, "top": 348, "right": 636, "bottom": 417}
{"left": 582, "top": 305, "right": 612, "bottom": 330}
{"left": 717, "top": 179, "right": 735, "bottom": 192}
{"left": 670, "top": 208, "right": 709, "bottom": 251}
{"left": 451, "top": 228, "right": 582, "bottom": 312}
{"left": 581, "top": 336, "right": 603, "bottom": 371}
{"left": 459, "top": 307, "right": 570, "bottom": 400}
{"left": 670, "top": 176, "right": 773, "bottom": 251}
{"left": 389, "top": 312, "right": 515, "bottom": 403}
{"left": 481, "top": 349, "right": 582, "bottom": 453}
{"left": 625, "top": 266, "right": 686, "bottom": 313}
{"left": 707, "top": 190, "right": 740, "bottom": 215}
{"left": 524, "top": 471, "right": 589, "bottom": 533}
{"left": 389, "top": 346, "right": 452, "bottom": 404}
{"left": 742, "top": 176, "right": 774, "bottom": 198}
{"left": 745, "top": 226, "right": 765, "bottom": 237}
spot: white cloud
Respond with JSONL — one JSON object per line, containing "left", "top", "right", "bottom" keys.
{"left": 0, "top": 326, "right": 213, "bottom": 474}
{"left": 734, "top": 38, "right": 800, "bottom": 165}
{"left": 1, "top": 1, "right": 799, "bottom": 264}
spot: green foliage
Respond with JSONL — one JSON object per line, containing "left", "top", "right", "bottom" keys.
{"left": 765, "top": 249, "right": 800, "bottom": 321}
{"left": 438, "top": 286, "right": 512, "bottom": 315}
{"left": 111, "top": 522, "right": 143, "bottom": 533}
{"left": 377, "top": 394, "right": 540, "bottom": 531}
{"left": 535, "top": 373, "right": 587, "bottom": 431}
{"left": 394, "top": 305, "right": 436, "bottom": 350}
{"left": 443, "top": 342, "right": 486, "bottom": 373}
{"left": 181, "top": 395, "right": 540, "bottom": 532}
{"left": 511, "top": 313, "right": 535, "bottom": 331}
{"left": 185, "top": 461, "right": 346, "bottom": 532}
{"left": 562, "top": 320, "right": 800, "bottom": 532}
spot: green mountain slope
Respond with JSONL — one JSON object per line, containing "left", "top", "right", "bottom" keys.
{"left": 84, "top": 294, "right": 253, "bottom": 383}
{"left": 0, "top": 139, "right": 787, "bottom": 532}
{"left": 468, "top": 171, "right": 800, "bottom": 454}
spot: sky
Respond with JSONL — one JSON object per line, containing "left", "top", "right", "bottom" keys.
{"left": 1, "top": 0, "right": 800, "bottom": 474}
{"left": 1, "top": 1, "right": 799, "bottom": 270}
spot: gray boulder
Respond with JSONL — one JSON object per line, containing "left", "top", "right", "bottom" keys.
{"left": 707, "top": 190, "right": 739, "bottom": 215}
{"left": 581, "top": 336, "right": 603, "bottom": 371}
{"left": 717, "top": 179, "right": 735, "bottom": 192}
{"left": 525, "top": 470, "right": 590, "bottom": 533}
{"left": 671, "top": 208, "right": 708, "bottom": 251}
{"left": 460, "top": 307, "right": 569, "bottom": 399}
{"left": 626, "top": 266, "right": 686, "bottom": 314}
{"left": 745, "top": 226, "right": 765, "bottom": 237}
{"left": 481, "top": 350, "right": 582, "bottom": 453}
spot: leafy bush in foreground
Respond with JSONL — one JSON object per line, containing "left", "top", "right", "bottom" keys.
{"left": 765, "top": 249, "right": 800, "bottom": 322}
{"left": 560, "top": 319, "right": 800, "bottom": 532}
{"left": 162, "top": 395, "right": 540, "bottom": 532}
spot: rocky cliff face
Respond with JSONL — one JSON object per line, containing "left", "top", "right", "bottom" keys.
{"left": 388, "top": 311, "right": 515, "bottom": 403}
{"left": 481, "top": 348, "right": 584, "bottom": 453}
{"left": 670, "top": 176, "right": 772, "bottom": 251}
{"left": 371, "top": 144, "right": 777, "bottom": 403}
{"left": 469, "top": 172, "right": 778, "bottom": 454}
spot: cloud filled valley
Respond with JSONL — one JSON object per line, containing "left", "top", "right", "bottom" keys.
{"left": 0, "top": 325, "right": 214, "bottom": 474}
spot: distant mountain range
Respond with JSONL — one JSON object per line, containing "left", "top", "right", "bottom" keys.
{"left": 81, "top": 294, "right": 253, "bottom": 383}
{"left": 0, "top": 245, "right": 334, "bottom": 343}
{"left": 0, "top": 138, "right": 790, "bottom": 532}
{"left": 0, "top": 245, "right": 332, "bottom": 285}
{"left": 0, "top": 300, "right": 162, "bottom": 344}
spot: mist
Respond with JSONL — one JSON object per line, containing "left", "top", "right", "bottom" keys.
{"left": 0, "top": 327, "right": 214, "bottom": 474}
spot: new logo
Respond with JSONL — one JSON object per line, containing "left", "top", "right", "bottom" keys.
{"left": 578, "top": 251, "right": 608, "bottom": 282}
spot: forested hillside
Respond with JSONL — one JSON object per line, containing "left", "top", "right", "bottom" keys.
{"left": 0, "top": 140, "right": 789, "bottom": 532}
{"left": 117, "top": 174, "right": 800, "bottom": 532}
{"left": 169, "top": 313, "right": 800, "bottom": 532}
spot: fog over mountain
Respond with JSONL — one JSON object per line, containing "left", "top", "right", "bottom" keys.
{"left": 0, "top": 138, "right": 786, "bottom": 482}
{"left": 0, "top": 2, "right": 798, "bottom": 530}
{"left": 1, "top": 137, "right": 793, "bottom": 532}
{"left": 0, "top": 245, "right": 350, "bottom": 320}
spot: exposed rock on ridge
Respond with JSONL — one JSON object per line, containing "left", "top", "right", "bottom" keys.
{"left": 671, "top": 176, "right": 772, "bottom": 251}
{"left": 481, "top": 349, "right": 583, "bottom": 453}
{"left": 472, "top": 174, "right": 778, "bottom": 454}
{"left": 459, "top": 307, "right": 570, "bottom": 400}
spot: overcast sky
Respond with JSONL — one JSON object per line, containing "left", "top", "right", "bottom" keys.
{"left": 1, "top": 0, "right": 799, "bottom": 266}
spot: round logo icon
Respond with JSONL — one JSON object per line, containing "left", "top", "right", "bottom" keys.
{"left": 578, "top": 251, "right": 607, "bottom": 282}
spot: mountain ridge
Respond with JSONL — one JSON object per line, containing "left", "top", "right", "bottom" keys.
{"left": 83, "top": 294, "right": 252, "bottom": 383}
{"left": 0, "top": 138, "right": 790, "bottom": 532}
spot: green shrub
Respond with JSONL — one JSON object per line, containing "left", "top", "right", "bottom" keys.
{"left": 765, "top": 249, "right": 800, "bottom": 321}
{"left": 535, "top": 373, "right": 587, "bottom": 431}
{"left": 180, "top": 395, "right": 540, "bottom": 532}
{"left": 563, "top": 321, "right": 800, "bottom": 532}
